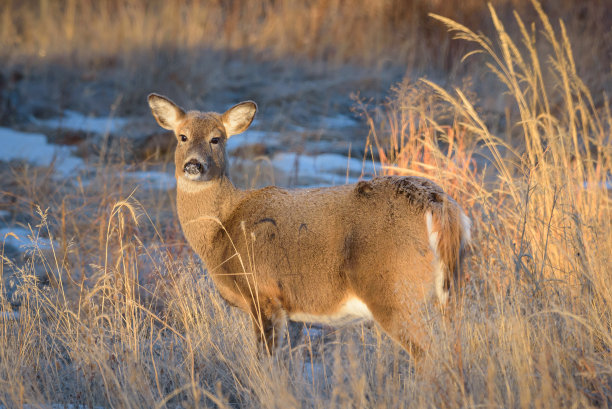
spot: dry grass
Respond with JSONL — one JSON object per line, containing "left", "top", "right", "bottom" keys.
{"left": 0, "top": 1, "right": 611, "bottom": 408}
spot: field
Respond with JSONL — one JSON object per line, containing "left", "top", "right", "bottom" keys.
{"left": 0, "top": 0, "right": 610, "bottom": 408}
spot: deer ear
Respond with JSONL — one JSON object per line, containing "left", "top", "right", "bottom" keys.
{"left": 222, "top": 101, "right": 257, "bottom": 137}
{"left": 148, "top": 93, "right": 186, "bottom": 130}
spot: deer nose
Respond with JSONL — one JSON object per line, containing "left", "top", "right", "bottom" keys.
{"left": 183, "top": 159, "right": 207, "bottom": 175}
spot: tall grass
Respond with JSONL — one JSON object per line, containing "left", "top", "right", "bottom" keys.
{"left": 1, "top": 1, "right": 611, "bottom": 408}
{"left": 362, "top": 0, "right": 611, "bottom": 405}
{"left": 366, "top": 1, "right": 611, "bottom": 288}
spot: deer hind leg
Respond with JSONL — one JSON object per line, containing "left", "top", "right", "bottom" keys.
{"left": 367, "top": 299, "right": 431, "bottom": 360}
{"left": 356, "top": 279, "right": 435, "bottom": 361}
{"left": 250, "top": 297, "right": 286, "bottom": 355}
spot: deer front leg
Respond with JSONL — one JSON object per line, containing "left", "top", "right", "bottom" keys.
{"left": 250, "top": 298, "right": 286, "bottom": 355}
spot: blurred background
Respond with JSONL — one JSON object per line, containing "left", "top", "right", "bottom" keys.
{"left": 1, "top": 0, "right": 610, "bottom": 191}
{"left": 2, "top": 0, "right": 610, "bottom": 121}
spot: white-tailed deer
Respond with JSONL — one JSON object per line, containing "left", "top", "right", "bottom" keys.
{"left": 148, "top": 93, "right": 470, "bottom": 358}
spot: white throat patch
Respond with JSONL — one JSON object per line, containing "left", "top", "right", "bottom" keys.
{"left": 177, "top": 177, "right": 215, "bottom": 193}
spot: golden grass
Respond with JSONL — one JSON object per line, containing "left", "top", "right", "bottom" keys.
{"left": 0, "top": 1, "right": 610, "bottom": 408}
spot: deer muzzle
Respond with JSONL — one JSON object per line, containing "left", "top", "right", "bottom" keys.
{"left": 183, "top": 158, "right": 207, "bottom": 176}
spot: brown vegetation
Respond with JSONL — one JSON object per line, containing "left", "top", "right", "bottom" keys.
{"left": 0, "top": 0, "right": 610, "bottom": 408}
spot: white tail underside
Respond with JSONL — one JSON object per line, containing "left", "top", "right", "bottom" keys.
{"left": 425, "top": 211, "right": 448, "bottom": 305}
{"left": 460, "top": 210, "right": 471, "bottom": 246}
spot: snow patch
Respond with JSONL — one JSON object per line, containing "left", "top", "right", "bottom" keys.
{"left": 0, "top": 127, "right": 83, "bottom": 175}
{"left": 33, "top": 110, "right": 129, "bottom": 134}
{"left": 320, "top": 114, "right": 358, "bottom": 129}
{"left": 270, "top": 152, "right": 381, "bottom": 186}
{"left": 125, "top": 170, "right": 176, "bottom": 191}
{"left": 226, "top": 129, "right": 276, "bottom": 150}
{"left": 0, "top": 227, "right": 57, "bottom": 251}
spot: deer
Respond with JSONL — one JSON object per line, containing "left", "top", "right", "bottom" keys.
{"left": 147, "top": 93, "right": 471, "bottom": 359}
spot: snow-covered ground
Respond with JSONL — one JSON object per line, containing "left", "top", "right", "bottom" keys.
{"left": 0, "top": 127, "right": 83, "bottom": 175}
{"left": 226, "top": 129, "right": 274, "bottom": 150}
{"left": 1, "top": 111, "right": 380, "bottom": 191}
{"left": 0, "top": 226, "right": 58, "bottom": 251}
{"left": 125, "top": 170, "right": 177, "bottom": 191}
{"left": 266, "top": 151, "right": 380, "bottom": 185}
{"left": 319, "top": 114, "right": 359, "bottom": 129}
{"left": 4, "top": 110, "right": 607, "bottom": 204}
{"left": 0, "top": 111, "right": 378, "bottom": 270}
{"left": 32, "top": 109, "right": 129, "bottom": 135}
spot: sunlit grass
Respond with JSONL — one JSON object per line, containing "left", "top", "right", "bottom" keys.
{"left": 0, "top": 1, "right": 610, "bottom": 408}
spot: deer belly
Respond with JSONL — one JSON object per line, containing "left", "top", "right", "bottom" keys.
{"left": 288, "top": 297, "right": 373, "bottom": 326}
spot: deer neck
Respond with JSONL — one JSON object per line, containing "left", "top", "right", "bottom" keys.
{"left": 176, "top": 176, "right": 244, "bottom": 255}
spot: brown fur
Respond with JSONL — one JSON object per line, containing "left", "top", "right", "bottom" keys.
{"left": 148, "top": 93, "right": 470, "bottom": 358}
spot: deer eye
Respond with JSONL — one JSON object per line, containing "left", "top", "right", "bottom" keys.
{"left": 210, "top": 137, "right": 220, "bottom": 145}
{"left": 180, "top": 134, "right": 188, "bottom": 142}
